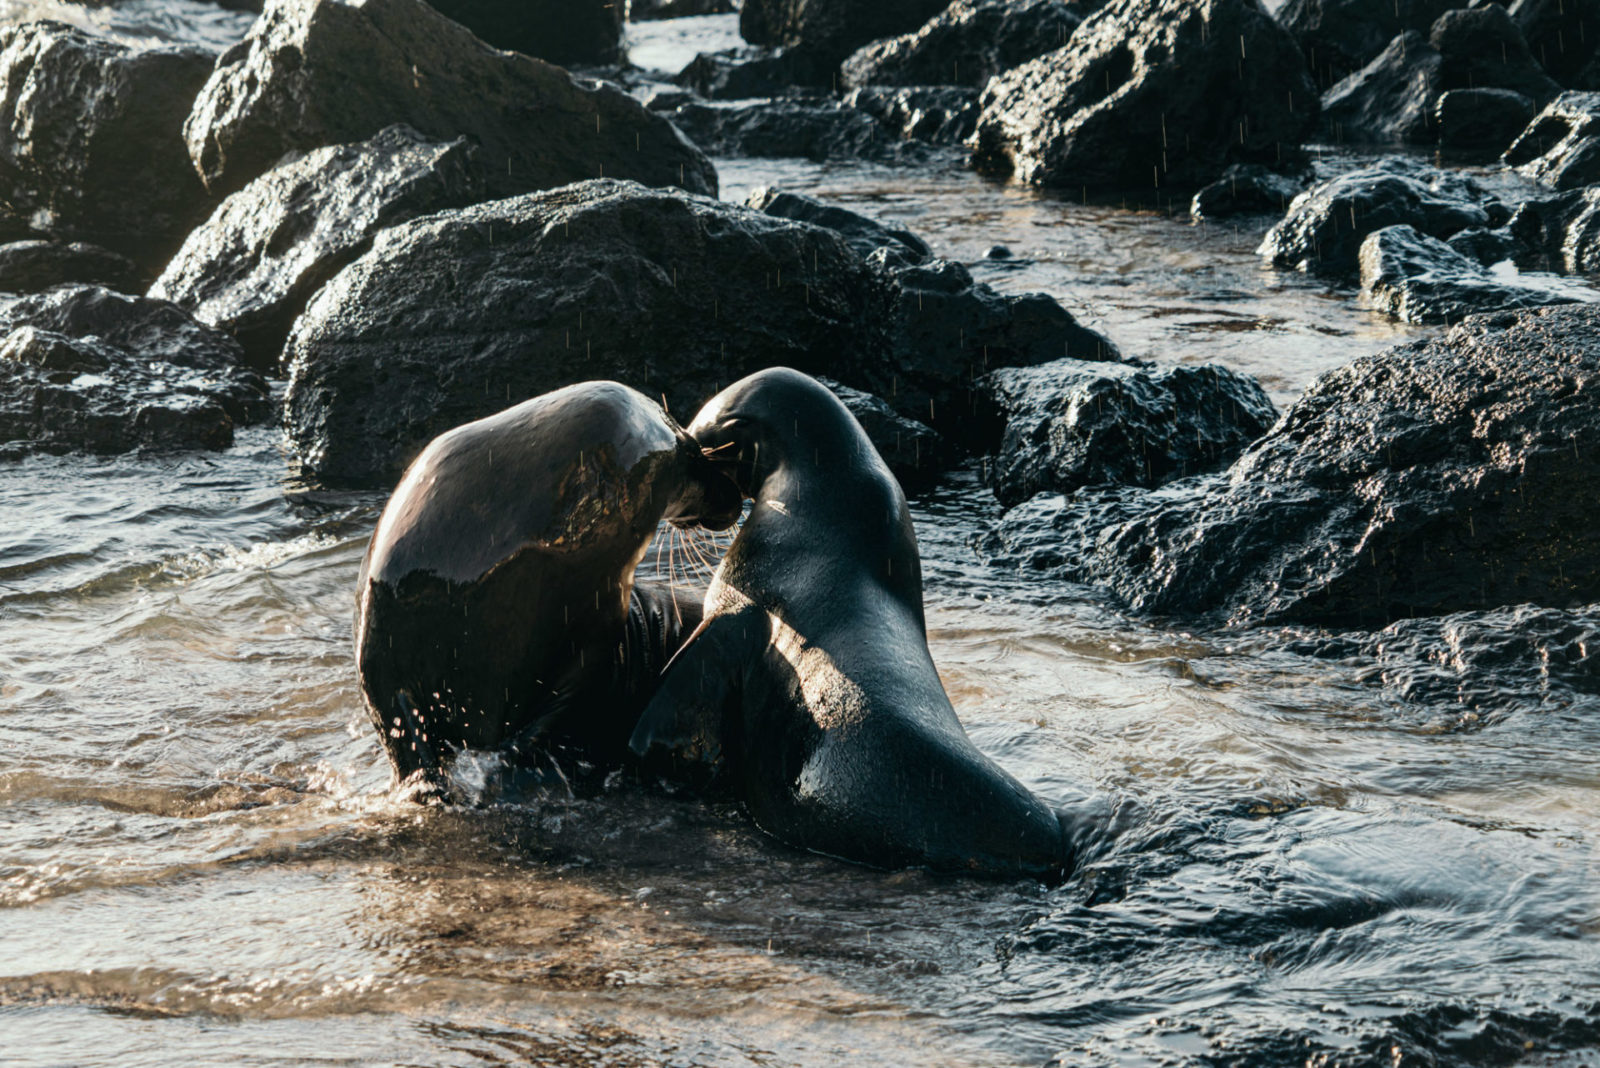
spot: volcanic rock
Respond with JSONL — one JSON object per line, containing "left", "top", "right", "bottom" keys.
{"left": 839, "top": 0, "right": 1086, "bottom": 90}
{"left": 0, "top": 286, "right": 270, "bottom": 455}
{"left": 970, "top": 0, "right": 1317, "bottom": 191}
{"left": 151, "top": 125, "right": 483, "bottom": 371}
{"left": 979, "top": 304, "right": 1600, "bottom": 626}
{"left": 0, "top": 22, "right": 215, "bottom": 268}
{"left": 182, "top": 0, "right": 716, "bottom": 200}
{"left": 1357, "top": 223, "right": 1577, "bottom": 323}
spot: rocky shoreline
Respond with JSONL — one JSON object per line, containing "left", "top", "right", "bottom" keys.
{"left": 1, "top": 0, "right": 1597, "bottom": 707}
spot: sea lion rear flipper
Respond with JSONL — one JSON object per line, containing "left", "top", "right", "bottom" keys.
{"left": 628, "top": 606, "right": 761, "bottom": 782}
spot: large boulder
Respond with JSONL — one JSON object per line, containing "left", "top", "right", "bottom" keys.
{"left": 977, "top": 359, "right": 1277, "bottom": 507}
{"left": 743, "top": 186, "right": 932, "bottom": 264}
{"left": 285, "top": 180, "right": 1117, "bottom": 483}
{"left": 1503, "top": 90, "right": 1600, "bottom": 188}
{"left": 183, "top": 0, "right": 717, "bottom": 201}
{"left": 1488, "top": 185, "right": 1600, "bottom": 272}
{"left": 1321, "top": 8, "right": 1557, "bottom": 145}
{"left": 979, "top": 304, "right": 1600, "bottom": 627}
{"left": 676, "top": 47, "right": 825, "bottom": 97}
{"left": 1435, "top": 88, "right": 1537, "bottom": 153}
{"left": 0, "top": 22, "right": 215, "bottom": 269}
{"left": 1276, "top": 0, "right": 1457, "bottom": 89}
{"left": 0, "top": 286, "right": 270, "bottom": 456}
{"left": 739, "top": 0, "right": 950, "bottom": 72}
{"left": 0, "top": 240, "right": 138, "bottom": 293}
{"left": 426, "top": 0, "right": 621, "bottom": 65}
{"left": 1508, "top": 0, "right": 1600, "bottom": 87}
{"left": 839, "top": 0, "right": 1088, "bottom": 90}
{"left": 970, "top": 0, "right": 1317, "bottom": 191}
{"left": 1357, "top": 223, "right": 1578, "bottom": 323}
{"left": 150, "top": 125, "right": 483, "bottom": 372}
{"left": 1258, "top": 158, "right": 1498, "bottom": 277}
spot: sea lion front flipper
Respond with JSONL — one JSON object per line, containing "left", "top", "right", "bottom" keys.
{"left": 628, "top": 606, "right": 763, "bottom": 782}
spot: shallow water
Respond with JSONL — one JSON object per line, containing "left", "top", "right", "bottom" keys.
{"left": 4, "top": 7, "right": 1600, "bottom": 1068}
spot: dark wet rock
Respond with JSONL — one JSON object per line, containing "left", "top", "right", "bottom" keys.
{"left": 425, "top": 0, "right": 621, "bottom": 65}
{"left": 1190, "top": 163, "right": 1306, "bottom": 220}
{"left": 631, "top": 0, "right": 736, "bottom": 18}
{"left": 978, "top": 304, "right": 1600, "bottom": 626}
{"left": 677, "top": 47, "right": 825, "bottom": 97}
{"left": 283, "top": 180, "right": 890, "bottom": 483}
{"left": 150, "top": 125, "right": 484, "bottom": 372}
{"left": 1508, "top": 0, "right": 1600, "bottom": 87}
{"left": 1321, "top": 31, "right": 1442, "bottom": 144}
{"left": 1494, "top": 185, "right": 1600, "bottom": 271}
{"left": 664, "top": 99, "right": 940, "bottom": 162}
{"left": 817, "top": 377, "right": 950, "bottom": 488}
{"left": 285, "top": 179, "right": 1115, "bottom": 483}
{"left": 0, "top": 286, "right": 270, "bottom": 455}
{"left": 183, "top": 0, "right": 717, "bottom": 201}
{"left": 985, "top": 244, "right": 1014, "bottom": 259}
{"left": 1504, "top": 90, "right": 1600, "bottom": 188}
{"left": 1435, "top": 88, "right": 1538, "bottom": 152}
{"left": 1283, "top": 603, "right": 1600, "bottom": 714}
{"left": 1258, "top": 159, "right": 1496, "bottom": 277}
{"left": 867, "top": 253, "right": 1125, "bottom": 449}
{"left": 0, "top": 22, "right": 216, "bottom": 269}
{"left": 839, "top": 0, "right": 1086, "bottom": 90}
{"left": 744, "top": 186, "right": 931, "bottom": 264}
{"left": 739, "top": 0, "right": 950, "bottom": 72}
{"left": 1358, "top": 224, "right": 1577, "bottom": 323}
{"left": 1277, "top": 0, "right": 1457, "bottom": 89}
{"left": 640, "top": 86, "right": 700, "bottom": 112}
{"left": 977, "top": 359, "right": 1277, "bottom": 507}
{"left": 0, "top": 241, "right": 139, "bottom": 293}
{"left": 971, "top": 0, "right": 1317, "bottom": 191}
{"left": 842, "top": 85, "right": 980, "bottom": 146}
{"left": 1322, "top": 9, "right": 1557, "bottom": 145}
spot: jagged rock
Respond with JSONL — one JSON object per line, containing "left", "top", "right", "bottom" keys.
{"left": 1283, "top": 602, "right": 1600, "bottom": 714}
{"left": 150, "top": 125, "right": 483, "bottom": 372}
{"left": 1277, "top": 0, "right": 1457, "bottom": 88}
{"left": 1504, "top": 90, "right": 1600, "bottom": 188}
{"left": 1508, "top": 0, "right": 1600, "bottom": 87}
{"left": 743, "top": 186, "right": 931, "bottom": 264}
{"left": 631, "top": 0, "right": 736, "bottom": 18}
{"left": 677, "top": 47, "right": 825, "bottom": 97}
{"left": 285, "top": 179, "right": 1115, "bottom": 483}
{"left": 1443, "top": 185, "right": 1600, "bottom": 273}
{"left": 1323, "top": 9, "right": 1557, "bottom": 145}
{"left": 0, "top": 22, "right": 216, "bottom": 268}
{"left": 282, "top": 180, "right": 890, "bottom": 483}
{"left": 839, "top": 0, "right": 1086, "bottom": 90}
{"left": 426, "top": 0, "right": 622, "bottom": 65}
{"left": 665, "top": 99, "right": 939, "bottom": 161}
{"left": 977, "top": 359, "right": 1276, "bottom": 506}
{"left": 641, "top": 86, "right": 700, "bottom": 111}
{"left": 1358, "top": 223, "right": 1577, "bottom": 323}
{"left": 971, "top": 0, "right": 1317, "bottom": 191}
{"left": 867, "top": 253, "right": 1124, "bottom": 448}
{"left": 0, "top": 241, "right": 138, "bottom": 293}
{"left": 182, "top": 0, "right": 717, "bottom": 201}
{"left": 739, "top": 0, "right": 950, "bottom": 72}
{"left": 843, "top": 85, "right": 980, "bottom": 145}
{"left": 0, "top": 286, "right": 270, "bottom": 455}
{"left": 1190, "top": 163, "right": 1306, "bottom": 219}
{"left": 978, "top": 304, "right": 1600, "bottom": 626}
{"left": 1258, "top": 158, "right": 1498, "bottom": 277}
{"left": 817, "top": 377, "right": 950, "bottom": 488}
{"left": 1435, "top": 88, "right": 1537, "bottom": 152}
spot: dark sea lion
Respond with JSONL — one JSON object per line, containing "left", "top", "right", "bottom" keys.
{"left": 629, "top": 368, "right": 1071, "bottom": 879}
{"left": 355, "top": 381, "right": 742, "bottom": 794}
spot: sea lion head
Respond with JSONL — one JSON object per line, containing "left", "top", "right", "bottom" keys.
{"left": 661, "top": 421, "right": 743, "bottom": 532}
{"left": 687, "top": 367, "right": 876, "bottom": 498}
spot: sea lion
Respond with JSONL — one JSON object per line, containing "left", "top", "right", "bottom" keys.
{"left": 629, "top": 368, "right": 1071, "bottom": 879}
{"left": 355, "top": 381, "right": 742, "bottom": 794}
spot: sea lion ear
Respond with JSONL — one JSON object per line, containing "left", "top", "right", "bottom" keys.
{"left": 628, "top": 608, "right": 760, "bottom": 785}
